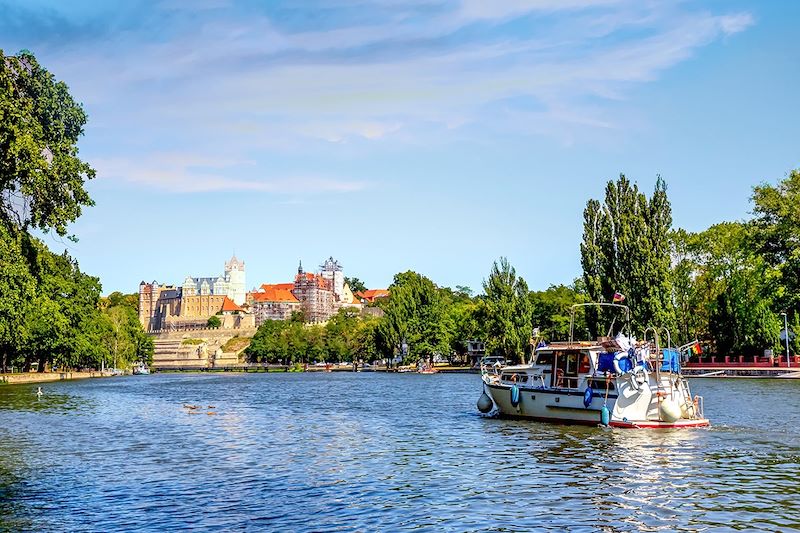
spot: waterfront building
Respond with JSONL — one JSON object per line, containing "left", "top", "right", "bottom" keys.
{"left": 247, "top": 257, "right": 368, "bottom": 326}
{"left": 138, "top": 255, "right": 253, "bottom": 331}
{"left": 249, "top": 283, "right": 301, "bottom": 323}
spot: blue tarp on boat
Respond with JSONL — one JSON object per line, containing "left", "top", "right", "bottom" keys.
{"left": 660, "top": 348, "right": 681, "bottom": 373}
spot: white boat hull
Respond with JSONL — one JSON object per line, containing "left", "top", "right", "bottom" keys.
{"left": 482, "top": 376, "right": 710, "bottom": 429}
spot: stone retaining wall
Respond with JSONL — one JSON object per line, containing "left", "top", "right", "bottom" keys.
{"left": 0, "top": 371, "right": 111, "bottom": 385}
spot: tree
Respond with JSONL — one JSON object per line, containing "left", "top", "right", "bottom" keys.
{"left": 479, "top": 258, "right": 533, "bottom": 364}
{"left": 580, "top": 175, "right": 675, "bottom": 336}
{"left": 207, "top": 315, "right": 221, "bottom": 328}
{"left": 379, "top": 271, "right": 451, "bottom": 364}
{"left": 0, "top": 226, "right": 35, "bottom": 372}
{"left": 0, "top": 50, "right": 95, "bottom": 237}
{"left": 751, "top": 169, "right": 800, "bottom": 354}
{"left": 691, "top": 223, "right": 781, "bottom": 355}
{"left": 344, "top": 276, "right": 367, "bottom": 294}
{"left": 529, "top": 284, "right": 589, "bottom": 341}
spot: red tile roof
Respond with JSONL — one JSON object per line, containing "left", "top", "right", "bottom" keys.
{"left": 356, "top": 289, "right": 389, "bottom": 302}
{"left": 221, "top": 296, "right": 244, "bottom": 312}
{"left": 262, "top": 283, "right": 294, "bottom": 291}
{"left": 251, "top": 287, "right": 299, "bottom": 303}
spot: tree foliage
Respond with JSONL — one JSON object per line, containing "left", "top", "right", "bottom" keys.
{"left": 0, "top": 50, "right": 151, "bottom": 373}
{"left": 344, "top": 276, "right": 367, "bottom": 294}
{"left": 581, "top": 175, "right": 674, "bottom": 336}
{"left": 0, "top": 50, "right": 95, "bottom": 237}
{"left": 479, "top": 258, "right": 533, "bottom": 364}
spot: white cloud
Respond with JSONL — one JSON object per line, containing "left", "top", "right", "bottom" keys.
{"left": 92, "top": 153, "right": 366, "bottom": 193}
{"left": 22, "top": 0, "right": 755, "bottom": 192}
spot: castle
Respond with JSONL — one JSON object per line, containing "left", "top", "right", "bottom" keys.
{"left": 139, "top": 255, "right": 388, "bottom": 332}
{"left": 139, "top": 255, "right": 252, "bottom": 331}
{"left": 248, "top": 257, "right": 362, "bottom": 325}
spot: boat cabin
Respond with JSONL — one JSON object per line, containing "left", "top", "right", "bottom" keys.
{"left": 498, "top": 343, "right": 613, "bottom": 391}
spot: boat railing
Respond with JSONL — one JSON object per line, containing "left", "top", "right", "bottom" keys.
{"left": 569, "top": 302, "right": 631, "bottom": 344}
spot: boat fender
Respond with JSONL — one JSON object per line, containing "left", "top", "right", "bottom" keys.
{"left": 583, "top": 386, "right": 593, "bottom": 408}
{"left": 600, "top": 405, "right": 610, "bottom": 426}
{"left": 613, "top": 352, "right": 632, "bottom": 375}
{"left": 659, "top": 398, "right": 682, "bottom": 423}
{"left": 510, "top": 384, "right": 520, "bottom": 407}
{"left": 477, "top": 392, "right": 494, "bottom": 413}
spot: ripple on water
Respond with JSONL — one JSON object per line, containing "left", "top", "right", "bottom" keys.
{"left": 1, "top": 373, "right": 800, "bottom": 531}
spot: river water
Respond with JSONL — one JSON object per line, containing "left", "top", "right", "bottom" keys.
{"left": 1, "top": 373, "right": 798, "bottom": 532}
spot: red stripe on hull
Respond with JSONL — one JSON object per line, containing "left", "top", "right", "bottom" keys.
{"left": 609, "top": 419, "right": 710, "bottom": 429}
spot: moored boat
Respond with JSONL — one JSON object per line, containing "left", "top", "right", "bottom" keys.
{"left": 477, "top": 303, "right": 709, "bottom": 429}
{"left": 132, "top": 362, "right": 151, "bottom": 375}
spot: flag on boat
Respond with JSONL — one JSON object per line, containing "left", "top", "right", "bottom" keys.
{"left": 612, "top": 292, "right": 626, "bottom": 303}
{"left": 690, "top": 341, "right": 703, "bottom": 355}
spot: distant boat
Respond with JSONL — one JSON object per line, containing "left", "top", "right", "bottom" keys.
{"left": 132, "top": 362, "right": 151, "bottom": 375}
{"left": 418, "top": 363, "right": 438, "bottom": 374}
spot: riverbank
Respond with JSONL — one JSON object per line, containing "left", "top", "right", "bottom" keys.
{"left": 682, "top": 366, "right": 800, "bottom": 378}
{"left": 0, "top": 370, "right": 113, "bottom": 385}
{"left": 153, "top": 364, "right": 479, "bottom": 374}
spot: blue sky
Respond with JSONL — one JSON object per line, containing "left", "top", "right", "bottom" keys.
{"left": 1, "top": 0, "right": 798, "bottom": 294}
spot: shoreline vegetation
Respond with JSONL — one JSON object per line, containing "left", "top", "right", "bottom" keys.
{"left": 1, "top": 50, "right": 799, "bottom": 377}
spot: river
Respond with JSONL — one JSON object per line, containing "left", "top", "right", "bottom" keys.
{"left": 1, "top": 373, "right": 799, "bottom": 531}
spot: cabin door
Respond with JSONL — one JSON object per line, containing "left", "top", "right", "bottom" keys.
{"left": 552, "top": 351, "right": 579, "bottom": 388}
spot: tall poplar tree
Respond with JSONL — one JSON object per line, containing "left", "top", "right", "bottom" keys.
{"left": 580, "top": 175, "right": 675, "bottom": 336}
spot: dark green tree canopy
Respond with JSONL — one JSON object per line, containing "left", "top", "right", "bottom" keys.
{"left": 0, "top": 50, "right": 95, "bottom": 237}
{"left": 580, "top": 174, "right": 674, "bottom": 336}
{"left": 344, "top": 276, "right": 367, "bottom": 294}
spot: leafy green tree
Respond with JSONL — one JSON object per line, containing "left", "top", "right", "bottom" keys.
{"left": 691, "top": 223, "right": 781, "bottom": 355}
{"left": 529, "top": 284, "right": 589, "bottom": 341}
{"left": 0, "top": 226, "right": 35, "bottom": 372}
{"left": 379, "top": 271, "right": 451, "bottom": 364}
{"left": 580, "top": 174, "right": 675, "bottom": 336}
{"left": 751, "top": 169, "right": 800, "bottom": 354}
{"left": 0, "top": 50, "right": 95, "bottom": 237}
{"left": 344, "top": 276, "right": 367, "bottom": 294}
{"left": 479, "top": 258, "right": 533, "bottom": 364}
{"left": 207, "top": 315, "right": 221, "bottom": 328}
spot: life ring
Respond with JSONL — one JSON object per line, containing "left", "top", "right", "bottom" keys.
{"left": 613, "top": 352, "right": 632, "bottom": 375}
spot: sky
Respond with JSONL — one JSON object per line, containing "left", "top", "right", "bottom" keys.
{"left": 1, "top": 0, "right": 798, "bottom": 295}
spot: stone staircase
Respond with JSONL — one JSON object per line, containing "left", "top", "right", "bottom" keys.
{"left": 152, "top": 339, "right": 210, "bottom": 370}
{"left": 151, "top": 333, "right": 251, "bottom": 370}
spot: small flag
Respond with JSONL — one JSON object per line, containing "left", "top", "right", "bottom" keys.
{"left": 691, "top": 342, "right": 703, "bottom": 355}
{"left": 612, "top": 292, "right": 626, "bottom": 303}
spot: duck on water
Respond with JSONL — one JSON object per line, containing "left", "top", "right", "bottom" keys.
{"left": 477, "top": 303, "right": 709, "bottom": 429}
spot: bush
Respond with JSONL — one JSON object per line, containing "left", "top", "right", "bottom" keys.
{"left": 207, "top": 316, "right": 221, "bottom": 328}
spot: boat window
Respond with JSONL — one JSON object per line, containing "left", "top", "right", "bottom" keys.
{"left": 501, "top": 373, "right": 528, "bottom": 383}
{"left": 535, "top": 352, "right": 553, "bottom": 366}
{"left": 578, "top": 353, "right": 591, "bottom": 374}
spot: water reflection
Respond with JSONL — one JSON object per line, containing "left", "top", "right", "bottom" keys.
{"left": 0, "top": 383, "right": 85, "bottom": 413}
{"left": 0, "top": 374, "right": 799, "bottom": 531}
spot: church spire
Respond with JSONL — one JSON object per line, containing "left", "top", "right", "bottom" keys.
{"left": 298, "top": 260, "right": 303, "bottom": 274}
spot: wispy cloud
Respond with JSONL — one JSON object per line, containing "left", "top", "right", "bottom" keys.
{"left": 0, "top": 0, "right": 754, "bottom": 193}
{"left": 93, "top": 153, "right": 366, "bottom": 193}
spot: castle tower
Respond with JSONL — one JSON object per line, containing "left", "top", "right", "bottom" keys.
{"left": 320, "top": 256, "right": 345, "bottom": 302}
{"left": 225, "top": 255, "right": 247, "bottom": 305}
